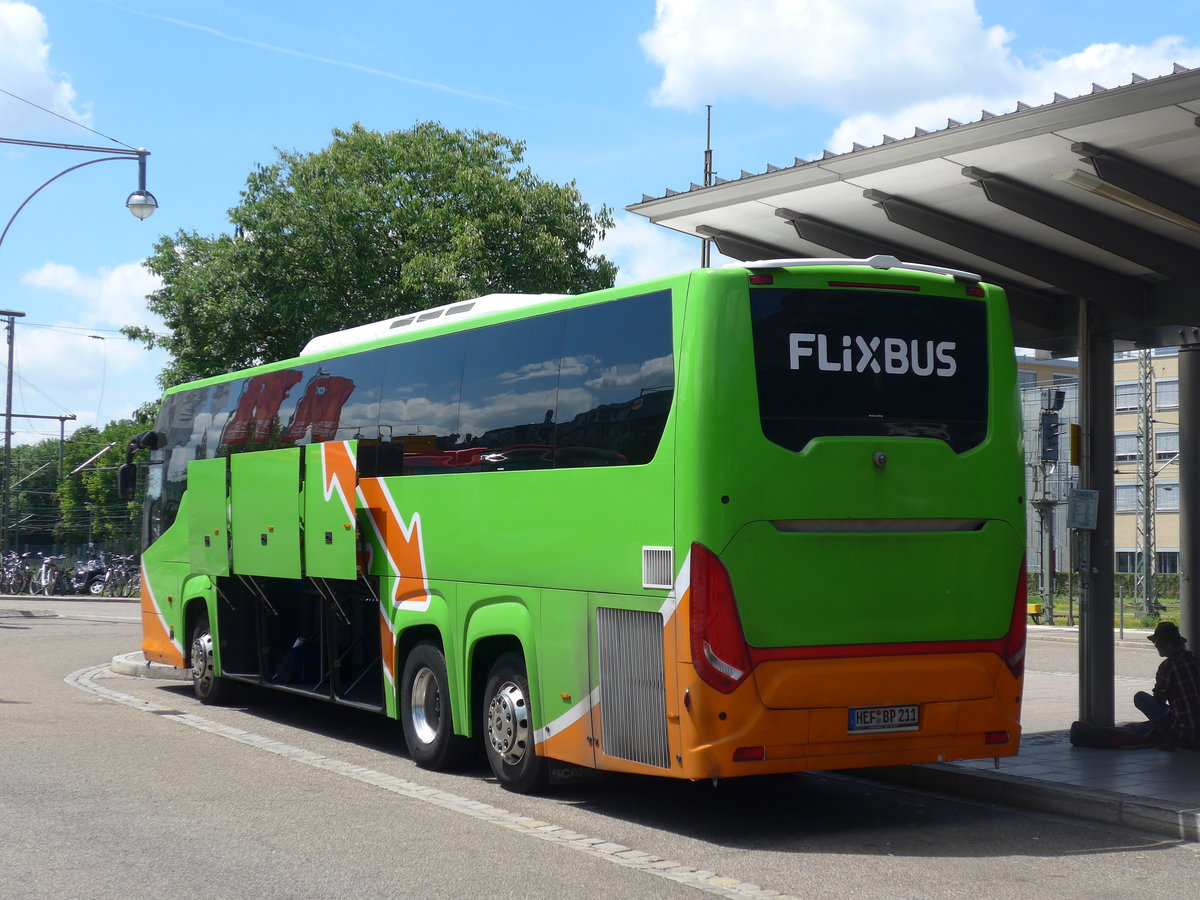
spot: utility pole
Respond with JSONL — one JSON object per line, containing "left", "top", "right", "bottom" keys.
{"left": 1135, "top": 348, "right": 1159, "bottom": 617}
{"left": 1, "top": 309, "right": 26, "bottom": 553}
{"left": 700, "top": 105, "right": 713, "bottom": 268}
{"left": 1036, "top": 389, "right": 1065, "bottom": 624}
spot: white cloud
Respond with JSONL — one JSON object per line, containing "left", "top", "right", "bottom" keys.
{"left": 641, "top": 0, "right": 1018, "bottom": 112}
{"left": 640, "top": 1, "right": 1200, "bottom": 153}
{"left": 21, "top": 260, "right": 163, "bottom": 330}
{"left": 0, "top": 1, "right": 90, "bottom": 131}
{"left": 601, "top": 213, "right": 710, "bottom": 284}
{"left": 828, "top": 36, "right": 1200, "bottom": 152}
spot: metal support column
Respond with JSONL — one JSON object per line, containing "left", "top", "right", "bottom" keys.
{"left": 1080, "top": 319, "right": 1115, "bottom": 725}
{"left": 1177, "top": 345, "right": 1200, "bottom": 645}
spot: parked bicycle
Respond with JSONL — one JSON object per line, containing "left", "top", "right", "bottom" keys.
{"left": 103, "top": 554, "right": 140, "bottom": 598}
{"left": 30, "top": 554, "right": 69, "bottom": 596}
{"left": 0, "top": 551, "right": 33, "bottom": 595}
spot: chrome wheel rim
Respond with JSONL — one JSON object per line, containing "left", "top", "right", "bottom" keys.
{"left": 487, "top": 680, "right": 530, "bottom": 765}
{"left": 409, "top": 667, "right": 441, "bottom": 746}
{"left": 191, "top": 631, "right": 215, "bottom": 692}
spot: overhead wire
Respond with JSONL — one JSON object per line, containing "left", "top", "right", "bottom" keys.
{"left": 0, "top": 86, "right": 138, "bottom": 151}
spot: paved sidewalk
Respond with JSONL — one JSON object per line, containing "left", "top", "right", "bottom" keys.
{"left": 107, "top": 626, "right": 1200, "bottom": 842}
{"left": 869, "top": 624, "right": 1200, "bottom": 841}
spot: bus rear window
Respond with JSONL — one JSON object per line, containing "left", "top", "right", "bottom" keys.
{"left": 750, "top": 288, "right": 988, "bottom": 454}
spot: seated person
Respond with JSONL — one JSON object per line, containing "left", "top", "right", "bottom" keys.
{"left": 1133, "top": 621, "right": 1200, "bottom": 750}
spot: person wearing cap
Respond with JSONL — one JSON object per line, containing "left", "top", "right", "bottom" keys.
{"left": 1133, "top": 621, "right": 1200, "bottom": 750}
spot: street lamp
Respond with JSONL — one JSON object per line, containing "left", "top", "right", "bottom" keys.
{"left": 0, "top": 138, "right": 157, "bottom": 249}
{"left": 0, "top": 136, "right": 157, "bottom": 552}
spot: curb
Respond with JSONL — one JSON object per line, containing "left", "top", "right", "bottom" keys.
{"left": 0, "top": 592, "right": 137, "bottom": 604}
{"left": 110, "top": 651, "right": 192, "bottom": 682}
{"left": 860, "top": 763, "right": 1200, "bottom": 842}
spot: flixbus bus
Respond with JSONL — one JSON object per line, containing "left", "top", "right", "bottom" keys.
{"left": 120, "top": 255, "right": 1026, "bottom": 793}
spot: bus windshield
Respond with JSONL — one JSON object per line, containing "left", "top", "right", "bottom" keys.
{"left": 750, "top": 287, "right": 989, "bottom": 454}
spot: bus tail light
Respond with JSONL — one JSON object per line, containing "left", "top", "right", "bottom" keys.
{"left": 1000, "top": 556, "right": 1028, "bottom": 680}
{"left": 985, "top": 731, "right": 1010, "bottom": 745}
{"left": 733, "top": 746, "right": 765, "bottom": 761}
{"left": 690, "top": 542, "right": 751, "bottom": 693}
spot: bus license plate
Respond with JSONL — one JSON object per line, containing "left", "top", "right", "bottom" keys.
{"left": 848, "top": 704, "right": 919, "bottom": 733}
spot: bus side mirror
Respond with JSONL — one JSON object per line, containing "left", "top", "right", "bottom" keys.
{"left": 137, "top": 430, "right": 167, "bottom": 450}
{"left": 117, "top": 463, "right": 138, "bottom": 501}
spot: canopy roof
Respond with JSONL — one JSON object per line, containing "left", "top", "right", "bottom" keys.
{"left": 628, "top": 66, "right": 1200, "bottom": 354}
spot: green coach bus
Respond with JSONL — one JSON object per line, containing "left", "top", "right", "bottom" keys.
{"left": 123, "top": 256, "right": 1027, "bottom": 793}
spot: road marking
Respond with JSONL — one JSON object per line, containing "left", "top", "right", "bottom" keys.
{"left": 66, "top": 663, "right": 792, "bottom": 900}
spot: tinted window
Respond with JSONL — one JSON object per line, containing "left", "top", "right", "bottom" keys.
{"left": 456, "top": 314, "right": 566, "bottom": 471}
{"left": 750, "top": 288, "right": 988, "bottom": 454}
{"left": 556, "top": 291, "right": 674, "bottom": 466}
{"left": 377, "top": 332, "right": 467, "bottom": 474}
{"left": 147, "top": 352, "right": 386, "bottom": 537}
{"left": 216, "top": 353, "right": 383, "bottom": 452}
{"left": 278, "top": 350, "right": 384, "bottom": 444}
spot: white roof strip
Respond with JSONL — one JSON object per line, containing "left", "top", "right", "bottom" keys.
{"left": 301, "top": 292, "right": 569, "bottom": 356}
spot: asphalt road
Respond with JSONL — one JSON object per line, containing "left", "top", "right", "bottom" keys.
{"left": 2, "top": 599, "right": 1197, "bottom": 899}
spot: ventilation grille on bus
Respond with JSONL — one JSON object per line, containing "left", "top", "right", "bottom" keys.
{"left": 596, "top": 607, "right": 670, "bottom": 769}
{"left": 642, "top": 546, "right": 674, "bottom": 590}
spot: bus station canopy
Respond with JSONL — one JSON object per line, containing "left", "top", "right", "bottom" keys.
{"left": 629, "top": 64, "right": 1200, "bottom": 726}
{"left": 628, "top": 65, "right": 1200, "bottom": 356}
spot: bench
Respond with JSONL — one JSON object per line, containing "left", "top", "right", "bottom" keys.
{"left": 1027, "top": 603, "right": 1043, "bottom": 625}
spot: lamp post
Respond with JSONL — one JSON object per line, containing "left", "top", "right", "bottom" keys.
{"left": 0, "top": 137, "right": 156, "bottom": 553}
{"left": 1, "top": 309, "right": 24, "bottom": 555}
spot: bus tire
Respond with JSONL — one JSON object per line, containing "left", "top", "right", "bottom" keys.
{"left": 191, "top": 613, "right": 234, "bottom": 705}
{"left": 482, "top": 653, "right": 548, "bottom": 794}
{"left": 400, "top": 642, "right": 472, "bottom": 770}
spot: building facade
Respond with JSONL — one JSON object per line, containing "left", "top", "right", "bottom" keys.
{"left": 1018, "top": 349, "right": 1181, "bottom": 606}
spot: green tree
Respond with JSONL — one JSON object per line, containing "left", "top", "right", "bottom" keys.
{"left": 127, "top": 122, "right": 617, "bottom": 387}
{"left": 55, "top": 414, "right": 157, "bottom": 550}
{"left": 8, "top": 439, "right": 63, "bottom": 549}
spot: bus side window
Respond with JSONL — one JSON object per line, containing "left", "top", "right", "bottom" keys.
{"left": 456, "top": 314, "right": 565, "bottom": 472}
{"left": 556, "top": 291, "right": 675, "bottom": 467}
{"left": 377, "top": 332, "right": 467, "bottom": 475}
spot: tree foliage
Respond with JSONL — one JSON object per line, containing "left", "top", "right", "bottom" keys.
{"left": 126, "top": 122, "right": 617, "bottom": 387}
{"left": 9, "top": 410, "right": 156, "bottom": 552}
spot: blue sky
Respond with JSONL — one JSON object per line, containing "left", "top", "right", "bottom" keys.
{"left": 1, "top": 0, "right": 1199, "bottom": 444}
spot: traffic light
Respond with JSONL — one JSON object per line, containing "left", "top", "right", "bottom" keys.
{"left": 1039, "top": 410, "right": 1060, "bottom": 462}
{"left": 1041, "top": 389, "right": 1065, "bottom": 411}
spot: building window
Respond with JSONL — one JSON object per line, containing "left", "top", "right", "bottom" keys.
{"left": 1156, "top": 430, "right": 1179, "bottom": 463}
{"left": 1157, "top": 482, "right": 1179, "bottom": 512}
{"left": 1115, "top": 381, "right": 1140, "bottom": 412}
{"left": 1157, "top": 551, "right": 1180, "bottom": 574}
{"left": 1156, "top": 378, "right": 1179, "bottom": 410}
{"left": 1114, "top": 432, "right": 1140, "bottom": 463}
{"left": 1115, "top": 484, "right": 1138, "bottom": 512}
{"left": 1018, "top": 369, "right": 1038, "bottom": 389}
{"left": 1115, "top": 551, "right": 1137, "bottom": 573}
{"left": 1152, "top": 346, "right": 1179, "bottom": 357}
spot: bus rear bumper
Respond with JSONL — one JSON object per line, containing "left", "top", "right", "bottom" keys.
{"left": 677, "top": 695, "right": 1022, "bottom": 782}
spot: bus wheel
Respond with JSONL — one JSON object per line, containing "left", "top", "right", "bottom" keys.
{"left": 400, "top": 642, "right": 472, "bottom": 770}
{"left": 482, "top": 653, "right": 548, "bottom": 793}
{"left": 191, "top": 614, "right": 234, "bottom": 705}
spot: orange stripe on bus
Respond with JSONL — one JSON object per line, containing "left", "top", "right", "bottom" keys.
{"left": 321, "top": 440, "right": 357, "bottom": 520}
{"left": 357, "top": 478, "right": 430, "bottom": 610}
